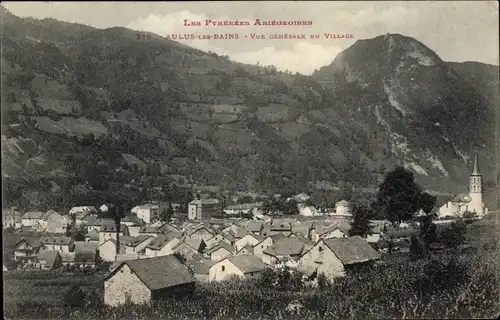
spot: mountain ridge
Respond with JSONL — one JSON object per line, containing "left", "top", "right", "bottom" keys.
{"left": 1, "top": 8, "right": 498, "bottom": 211}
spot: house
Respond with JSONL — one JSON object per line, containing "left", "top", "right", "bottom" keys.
{"left": 126, "top": 235, "right": 155, "bottom": 255}
{"left": 235, "top": 234, "right": 262, "bottom": 252}
{"left": 245, "top": 221, "right": 263, "bottom": 235}
{"left": 172, "top": 242, "right": 204, "bottom": 262}
{"left": 300, "top": 206, "right": 322, "bottom": 217}
{"left": 82, "top": 215, "right": 102, "bottom": 233}
{"left": 205, "top": 233, "right": 233, "bottom": 249}
{"left": 21, "top": 211, "right": 44, "bottom": 228}
{"left": 144, "top": 234, "right": 181, "bottom": 257}
{"left": 70, "top": 206, "right": 98, "bottom": 225}
{"left": 253, "top": 234, "right": 287, "bottom": 260}
{"left": 3, "top": 208, "right": 22, "bottom": 229}
{"left": 36, "top": 250, "right": 61, "bottom": 270}
{"left": 99, "top": 223, "right": 130, "bottom": 245}
{"left": 99, "top": 236, "right": 132, "bottom": 262}
{"left": 70, "top": 206, "right": 98, "bottom": 216}
{"left": 289, "top": 193, "right": 310, "bottom": 203}
{"left": 186, "top": 259, "right": 215, "bottom": 282}
{"left": 438, "top": 155, "right": 488, "bottom": 219}
{"left": 74, "top": 241, "right": 99, "bottom": 255}
{"left": 310, "top": 225, "right": 347, "bottom": 243}
{"left": 236, "top": 244, "right": 254, "bottom": 256}
{"left": 138, "top": 226, "right": 164, "bottom": 238}
{"left": 132, "top": 204, "right": 161, "bottom": 224}
{"left": 204, "top": 242, "right": 235, "bottom": 261}
{"left": 291, "top": 221, "right": 315, "bottom": 239}
{"left": 121, "top": 214, "right": 145, "bottom": 227}
{"left": 209, "top": 255, "right": 268, "bottom": 282}
{"left": 187, "top": 225, "right": 216, "bottom": 243}
{"left": 188, "top": 199, "right": 221, "bottom": 220}
{"left": 44, "top": 210, "right": 69, "bottom": 234}
{"left": 61, "top": 251, "right": 97, "bottom": 268}
{"left": 262, "top": 237, "right": 306, "bottom": 265}
{"left": 223, "top": 202, "right": 263, "bottom": 215}
{"left": 40, "top": 236, "right": 75, "bottom": 253}
{"left": 14, "top": 237, "right": 43, "bottom": 261}
{"left": 333, "top": 200, "right": 352, "bottom": 217}
{"left": 297, "top": 236, "right": 381, "bottom": 278}
{"left": 85, "top": 229, "right": 100, "bottom": 243}
{"left": 270, "top": 219, "right": 294, "bottom": 236}
{"left": 104, "top": 255, "right": 196, "bottom": 306}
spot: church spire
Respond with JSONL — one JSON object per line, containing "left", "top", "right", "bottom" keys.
{"left": 472, "top": 154, "right": 481, "bottom": 176}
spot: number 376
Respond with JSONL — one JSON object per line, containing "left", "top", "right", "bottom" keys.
{"left": 137, "top": 33, "right": 152, "bottom": 40}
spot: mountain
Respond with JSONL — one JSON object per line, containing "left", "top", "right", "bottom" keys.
{"left": 1, "top": 7, "right": 498, "bottom": 211}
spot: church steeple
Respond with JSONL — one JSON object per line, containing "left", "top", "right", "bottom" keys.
{"left": 471, "top": 154, "right": 481, "bottom": 176}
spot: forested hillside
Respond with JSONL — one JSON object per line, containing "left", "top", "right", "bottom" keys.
{"left": 1, "top": 7, "right": 498, "bottom": 212}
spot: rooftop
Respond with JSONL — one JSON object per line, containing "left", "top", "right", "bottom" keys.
{"left": 225, "top": 255, "right": 267, "bottom": 274}
{"left": 323, "top": 236, "right": 381, "bottom": 265}
{"left": 108, "top": 255, "right": 195, "bottom": 290}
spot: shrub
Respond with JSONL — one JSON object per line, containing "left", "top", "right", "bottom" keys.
{"left": 64, "top": 285, "right": 87, "bottom": 308}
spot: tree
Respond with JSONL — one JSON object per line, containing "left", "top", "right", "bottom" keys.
{"left": 348, "top": 203, "right": 372, "bottom": 237}
{"left": 409, "top": 234, "right": 423, "bottom": 260}
{"left": 283, "top": 199, "right": 299, "bottom": 215}
{"left": 418, "top": 212, "right": 437, "bottom": 251}
{"left": 102, "top": 201, "right": 126, "bottom": 255}
{"left": 64, "top": 285, "right": 86, "bottom": 308}
{"left": 372, "top": 166, "right": 426, "bottom": 224}
{"left": 440, "top": 219, "right": 467, "bottom": 249}
{"left": 418, "top": 192, "right": 437, "bottom": 214}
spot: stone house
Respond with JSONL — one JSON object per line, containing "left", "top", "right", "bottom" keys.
{"left": 99, "top": 223, "right": 130, "bottom": 245}
{"left": 43, "top": 210, "right": 69, "bottom": 234}
{"left": 131, "top": 204, "right": 161, "bottom": 224}
{"left": 299, "top": 206, "right": 322, "bottom": 217}
{"left": 186, "top": 259, "right": 215, "bottom": 282}
{"left": 82, "top": 215, "right": 102, "bottom": 233}
{"left": 144, "top": 234, "right": 181, "bottom": 257}
{"left": 104, "top": 255, "right": 196, "bottom": 306}
{"left": 209, "top": 255, "right": 268, "bottom": 282}
{"left": 204, "top": 242, "right": 235, "bottom": 261}
{"left": 85, "top": 229, "right": 100, "bottom": 243}
{"left": 138, "top": 226, "right": 164, "bottom": 238}
{"left": 99, "top": 236, "right": 132, "bottom": 262}
{"left": 40, "top": 236, "right": 75, "bottom": 253}
{"left": 187, "top": 225, "right": 216, "bottom": 243}
{"left": 297, "top": 236, "right": 381, "bottom": 279}
{"left": 126, "top": 235, "right": 155, "bottom": 255}
{"left": 235, "top": 234, "right": 263, "bottom": 252}
{"left": 36, "top": 250, "right": 61, "bottom": 270}
{"left": 253, "top": 234, "right": 287, "bottom": 260}
{"left": 270, "top": 219, "right": 293, "bottom": 236}
{"left": 188, "top": 199, "right": 221, "bottom": 220}
{"left": 21, "top": 211, "right": 44, "bottom": 228}
{"left": 236, "top": 245, "right": 253, "bottom": 256}
{"left": 310, "top": 225, "right": 347, "bottom": 243}
{"left": 3, "top": 208, "right": 22, "bottom": 229}
{"left": 205, "top": 233, "right": 233, "bottom": 249}
{"left": 262, "top": 237, "right": 306, "bottom": 265}
{"left": 14, "top": 237, "right": 43, "bottom": 261}
{"left": 172, "top": 242, "right": 204, "bottom": 262}
{"left": 245, "top": 221, "right": 263, "bottom": 235}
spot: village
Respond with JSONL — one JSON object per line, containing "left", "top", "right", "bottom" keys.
{"left": 2, "top": 154, "right": 491, "bottom": 307}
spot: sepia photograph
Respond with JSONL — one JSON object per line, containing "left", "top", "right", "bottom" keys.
{"left": 1, "top": 1, "right": 499, "bottom": 319}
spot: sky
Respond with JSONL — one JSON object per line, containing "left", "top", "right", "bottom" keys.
{"left": 3, "top": 1, "right": 499, "bottom": 75}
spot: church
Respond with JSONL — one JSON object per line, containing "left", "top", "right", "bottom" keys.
{"left": 438, "top": 155, "right": 488, "bottom": 219}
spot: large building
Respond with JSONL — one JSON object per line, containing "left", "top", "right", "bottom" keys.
{"left": 438, "top": 154, "right": 488, "bottom": 219}
{"left": 188, "top": 199, "right": 221, "bottom": 220}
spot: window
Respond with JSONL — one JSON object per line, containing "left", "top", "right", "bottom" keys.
{"left": 318, "top": 246, "right": 323, "bottom": 252}
{"left": 60, "top": 246, "right": 62, "bottom": 250}
{"left": 221, "top": 265, "right": 225, "bottom": 272}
